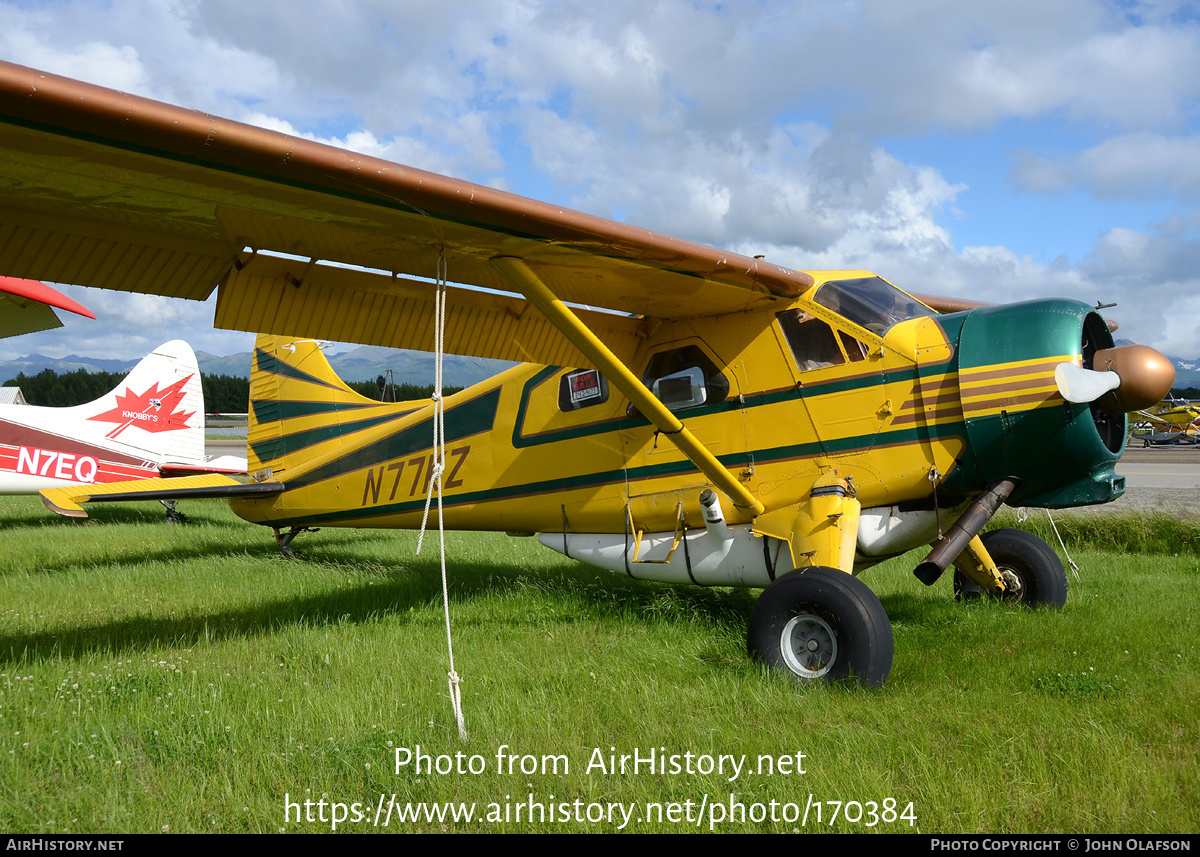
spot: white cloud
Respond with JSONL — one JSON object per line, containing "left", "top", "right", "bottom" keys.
{"left": 0, "top": 288, "right": 254, "bottom": 363}
{"left": 1082, "top": 134, "right": 1200, "bottom": 198}
{"left": 1012, "top": 134, "right": 1200, "bottom": 199}
{"left": 3, "top": 0, "right": 1200, "bottom": 361}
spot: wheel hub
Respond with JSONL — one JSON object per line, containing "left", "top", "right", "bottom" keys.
{"left": 998, "top": 566, "right": 1023, "bottom": 600}
{"left": 780, "top": 613, "right": 837, "bottom": 679}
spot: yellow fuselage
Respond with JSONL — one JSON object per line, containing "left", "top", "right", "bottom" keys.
{"left": 234, "top": 276, "right": 971, "bottom": 538}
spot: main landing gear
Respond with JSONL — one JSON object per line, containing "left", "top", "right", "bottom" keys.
{"left": 160, "top": 499, "right": 189, "bottom": 524}
{"left": 747, "top": 567, "right": 894, "bottom": 688}
{"left": 953, "top": 528, "right": 1068, "bottom": 607}
{"left": 743, "top": 477, "right": 1066, "bottom": 688}
{"left": 744, "top": 528, "right": 1067, "bottom": 688}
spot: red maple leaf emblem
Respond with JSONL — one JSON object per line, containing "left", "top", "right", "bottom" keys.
{"left": 88, "top": 374, "right": 195, "bottom": 439}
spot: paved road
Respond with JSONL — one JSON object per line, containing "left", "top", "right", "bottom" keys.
{"left": 1088, "top": 444, "right": 1200, "bottom": 516}
{"left": 1119, "top": 445, "right": 1200, "bottom": 489}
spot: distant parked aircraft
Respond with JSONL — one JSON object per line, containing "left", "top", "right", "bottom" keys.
{"left": 0, "top": 339, "right": 245, "bottom": 496}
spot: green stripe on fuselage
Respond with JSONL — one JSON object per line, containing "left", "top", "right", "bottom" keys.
{"left": 282, "top": 387, "right": 503, "bottom": 489}
{"left": 250, "top": 409, "right": 425, "bottom": 463}
{"left": 251, "top": 398, "right": 398, "bottom": 423}
{"left": 510, "top": 361, "right": 940, "bottom": 449}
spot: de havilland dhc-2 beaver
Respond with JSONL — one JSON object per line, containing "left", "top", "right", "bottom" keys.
{"left": 0, "top": 276, "right": 244, "bottom": 496}
{"left": 0, "top": 61, "right": 1176, "bottom": 687}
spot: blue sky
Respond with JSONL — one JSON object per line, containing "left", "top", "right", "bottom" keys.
{"left": 2, "top": 0, "right": 1200, "bottom": 360}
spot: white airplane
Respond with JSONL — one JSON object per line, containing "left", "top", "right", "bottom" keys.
{"left": 0, "top": 339, "right": 246, "bottom": 498}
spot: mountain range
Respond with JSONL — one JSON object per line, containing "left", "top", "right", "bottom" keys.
{"left": 3, "top": 343, "right": 1199, "bottom": 391}
{"left": 0, "top": 344, "right": 516, "bottom": 388}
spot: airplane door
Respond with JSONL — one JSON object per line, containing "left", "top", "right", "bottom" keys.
{"left": 508, "top": 365, "right": 629, "bottom": 533}
{"left": 622, "top": 341, "right": 737, "bottom": 534}
{"left": 776, "top": 310, "right": 886, "bottom": 482}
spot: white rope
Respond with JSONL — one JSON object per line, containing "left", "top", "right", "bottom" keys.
{"left": 415, "top": 253, "right": 466, "bottom": 740}
{"left": 1044, "top": 508, "right": 1081, "bottom": 578}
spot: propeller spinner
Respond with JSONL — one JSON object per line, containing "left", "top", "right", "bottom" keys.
{"left": 1055, "top": 344, "right": 1175, "bottom": 413}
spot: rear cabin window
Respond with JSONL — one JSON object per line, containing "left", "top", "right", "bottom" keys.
{"left": 558, "top": 368, "right": 610, "bottom": 411}
{"left": 632, "top": 344, "right": 729, "bottom": 415}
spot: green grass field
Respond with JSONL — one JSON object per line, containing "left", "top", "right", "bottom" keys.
{"left": 0, "top": 496, "right": 1196, "bottom": 833}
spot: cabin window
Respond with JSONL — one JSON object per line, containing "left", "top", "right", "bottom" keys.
{"left": 777, "top": 310, "right": 846, "bottom": 371}
{"left": 634, "top": 344, "right": 728, "bottom": 414}
{"left": 558, "top": 368, "right": 610, "bottom": 411}
{"left": 839, "top": 331, "right": 869, "bottom": 362}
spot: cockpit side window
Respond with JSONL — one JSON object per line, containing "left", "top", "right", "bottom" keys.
{"left": 633, "top": 344, "right": 729, "bottom": 415}
{"left": 839, "top": 330, "right": 869, "bottom": 363}
{"left": 777, "top": 309, "right": 846, "bottom": 371}
{"left": 814, "top": 276, "right": 936, "bottom": 335}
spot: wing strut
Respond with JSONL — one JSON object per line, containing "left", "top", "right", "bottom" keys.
{"left": 492, "top": 256, "right": 766, "bottom": 517}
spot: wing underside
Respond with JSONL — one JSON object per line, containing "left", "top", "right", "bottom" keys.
{"left": 0, "top": 61, "right": 812, "bottom": 363}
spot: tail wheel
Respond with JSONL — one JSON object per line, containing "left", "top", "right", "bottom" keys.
{"left": 953, "top": 528, "right": 1067, "bottom": 608}
{"left": 748, "top": 567, "right": 893, "bottom": 688}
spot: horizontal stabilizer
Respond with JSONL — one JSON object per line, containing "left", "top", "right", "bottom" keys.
{"left": 161, "top": 454, "right": 248, "bottom": 478}
{"left": 40, "top": 473, "right": 282, "bottom": 518}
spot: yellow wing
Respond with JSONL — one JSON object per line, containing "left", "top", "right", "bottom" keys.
{"left": 0, "top": 61, "right": 812, "bottom": 366}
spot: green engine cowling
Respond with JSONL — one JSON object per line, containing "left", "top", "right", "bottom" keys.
{"left": 954, "top": 299, "right": 1126, "bottom": 508}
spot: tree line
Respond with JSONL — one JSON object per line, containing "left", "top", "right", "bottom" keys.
{"left": 2, "top": 368, "right": 456, "bottom": 412}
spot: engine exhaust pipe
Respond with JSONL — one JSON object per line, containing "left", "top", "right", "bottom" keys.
{"left": 913, "top": 478, "right": 1017, "bottom": 585}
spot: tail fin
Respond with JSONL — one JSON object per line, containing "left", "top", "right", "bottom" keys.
{"left": 0, "top": 340, "right": 211, "bottom": 492}
{"left": 63, "top": 339, "right": 206, "bottom": 464}
{"left": 248, "top": 334, "right": 431, "bottom": 480}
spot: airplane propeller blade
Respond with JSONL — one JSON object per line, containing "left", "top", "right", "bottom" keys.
{"left": 1054, "top": 363, "right": 1121, "bottom": 404}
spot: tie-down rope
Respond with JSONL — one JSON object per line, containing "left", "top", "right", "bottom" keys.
{"left": 416, "top": 252, "right": 466, "bottom": 740}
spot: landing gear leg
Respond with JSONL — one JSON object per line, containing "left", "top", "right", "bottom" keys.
{"left": 274, "top": 526, "right": 319, "bottom": 559}
{"left": 160, "top": 500, "right": 189, "bottom": 524}
{"left": 953, "top": 529, "right": 1067, "bottom": 607}
{"left": 952, "top": 534, "right": 1006, "bottom": 596}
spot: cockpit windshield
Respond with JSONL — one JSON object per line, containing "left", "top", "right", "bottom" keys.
{"left": 813, "top": 277, "right": 936, "bottom": 335}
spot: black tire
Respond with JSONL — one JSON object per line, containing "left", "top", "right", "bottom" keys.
{"left": 951, "top": 570, "right": 983, "bottom": 600}
{"left": 952, "top": 528, "right": 1067, "bottom": 608}
{"left": 748, "top": 567, "right": 893, "bottom": 688}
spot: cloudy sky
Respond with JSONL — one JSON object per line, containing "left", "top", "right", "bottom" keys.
{"left": 2, "top": 0, "right": 1199, "bottom": 362}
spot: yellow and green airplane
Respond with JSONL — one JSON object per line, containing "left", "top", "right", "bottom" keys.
{"left": 1132, "top": 398, "right": 1200, "bottom": 444}
{"left": 0, "top": 61, "right": 1175, "bottom": 687}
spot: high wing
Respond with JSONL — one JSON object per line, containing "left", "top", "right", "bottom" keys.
{"left": 0, "top": 275, "right": 95, "bottom": 339}
{"left": 0, "top": 61, "right": 811, "bottom": 368}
